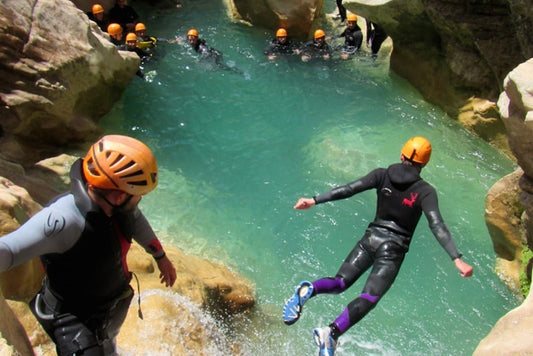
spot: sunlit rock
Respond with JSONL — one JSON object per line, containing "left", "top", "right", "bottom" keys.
{"left": 224, "top": 0, "right": 324, "bottom": 38}
{"left": 0, "top": 0, "right": 139, "bottom": 165}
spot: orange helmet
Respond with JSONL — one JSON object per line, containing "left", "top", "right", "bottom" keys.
{"left": 314, "top": 29, "right": 325, "bottom": 39}
{"left": 135, "top": 23, "right": 146, "bottom": 32}
{"left": 107, "top": 23, "right": 123, "bottom": 36}
{"left": 276, "top": 28, "right": 287, "bottom": 37}
{"left": 125, "top": 32, "right": 137, "bottom": 42}
{"left": 401, "top": 137, "right": 432, "bottom": 165}
{"left": 347, "top": 14, "right": 358, "bottom": 22}
{"left": 83, "top": 135, "right": 158, "bottom": 195}
{"left": 92, "top": 4, "right": 104, "bottom": 14}
{"left": 187, "top": 28, "right": 198, "bottom": 37}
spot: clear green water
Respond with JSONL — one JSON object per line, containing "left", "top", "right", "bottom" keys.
{"left": 101, "top": 1, "right": 519, "bottom": 354}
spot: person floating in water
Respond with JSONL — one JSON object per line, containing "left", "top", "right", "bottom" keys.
{"left": 299, "top": 29, "right": 333, "bottom": 62}
{"left": 125, "top": 32, "right": 151, "bottom": 78}
{"left": 185, "top": 28, "right": 246, "bottom": 77}
{"left": 282, "top": 137, "right": 474, "bottom": 356}
{"left": 335, "top": 13, "right": 362, "bottom": 59}
{"left": 87, "top": 3, "right": 109, "bottom": 32}
{"left": 264, "top": 28, "right": 298, "bottom": 61}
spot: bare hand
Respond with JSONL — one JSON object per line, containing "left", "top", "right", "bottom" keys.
{"left": 294, "top": 197, "right": 315, "bottom": 210}
{"left": 157, "top": 255, "right": 177, "bottom": 287}
{"left": 454, "top": 258, "right": 473, "bottom": 278}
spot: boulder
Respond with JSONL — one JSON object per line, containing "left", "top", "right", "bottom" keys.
{"left": 224, "top": 0, "right": 324, "bottom": 39}
{"left": 0, "top": 0, "right": 140, "bottom": 165}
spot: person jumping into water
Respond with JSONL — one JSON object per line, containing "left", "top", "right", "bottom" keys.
{"left": 282, "top": 136, "right": 473, "bottom": 356}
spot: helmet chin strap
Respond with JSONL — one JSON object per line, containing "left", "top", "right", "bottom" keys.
{"left": 97, "top": 190, "right": 134, "bottom": 215}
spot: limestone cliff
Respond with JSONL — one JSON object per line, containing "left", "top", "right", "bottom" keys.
{"left": 341, "top": 0, "right": 533, "bottom": 117}
{"left": 0, "top": 0, "right": 139, "bottom": 166}
{"left": 474, "top": 58, "right": 533, "bottom": 355}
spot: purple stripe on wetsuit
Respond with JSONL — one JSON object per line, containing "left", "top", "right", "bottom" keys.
{"left": 312, "top": 277, "right": 346, "bottom": 293}
{"left": 360, "top": 293, "right": 380, "bottom": 303}
{"left": 333, "top": 307, "right": 350, "bottom": 333}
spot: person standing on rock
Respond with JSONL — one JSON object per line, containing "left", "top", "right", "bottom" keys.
{"left": 0, "top": 135, "right": 177, "bottom": 356}
{"left": 366, "top": 20, "right": 388, "bottom": 59}
{"left": 282, "top": 137, "right": 473, "bottom": 356}
{"left": 109, "top": 0, "right": 140, "bottom": 33}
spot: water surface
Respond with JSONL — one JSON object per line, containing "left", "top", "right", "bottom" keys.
{"left": 100, "top": 1, "right": 519, "bottom": 354}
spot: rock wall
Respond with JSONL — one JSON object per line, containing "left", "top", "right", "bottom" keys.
{"left": 474, "top": 58, "right": 533, "bottom": 355}
{"left": 224, "top": 0, "right": 324, "bottom": 39}
{"left": 0, "top": 0, "right": 139, "bottom": 166}
{"left": 342, "top": 0, "right": 533, "bottom": 117}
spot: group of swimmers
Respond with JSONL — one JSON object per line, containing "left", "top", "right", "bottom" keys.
{"left": 264, "top": 13, "right": 387, "bottom": 62}
{"left": 86, "top": 1, "right": 388, "bottom": 79}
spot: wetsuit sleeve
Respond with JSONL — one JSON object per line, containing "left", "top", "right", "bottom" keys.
{"left": 422, "top": 191, "right": 462, "bottom": 260}
{"left": 0, "top": 195, "right": 84, "bottom": 272}
{"left": 131, "top": 209, "right": 165, "bottom": 259}
{"left": 314, "top": 168, "right": 384, "bottom": 204}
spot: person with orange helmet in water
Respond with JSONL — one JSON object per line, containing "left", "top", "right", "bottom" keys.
{"left": 0, "top": 135, "right": 177, "bottom": 355}
{"left": 87, "top": 3, "right": 109, "bottom": 32}
{"left": 335, "top": 13, "right": 363, "bottom": 59}
{"left": 263, "top": 28, "right": 298, "bottom": 61}
{"left": 299, "top": 29, "right": 333, "bottom": 62}
{"left": 107, "top": 22, "right": 125, "bottom": 47}
{"left": 282, "top": 137, "right": 473, "bottom": 356}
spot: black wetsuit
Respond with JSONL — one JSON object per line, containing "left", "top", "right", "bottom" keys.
{"left": 300, "top": 40, "right": 333, "bottom": 59}
{"left": 366, "top": 20, "right": 388, "bottom": 56}
{"left": 0, "top": 160, "right": 166, "bottom": 355}
{"left": 87, "top": 12, "right": 109, "bottom": 32}
{"left": 310, "top": 163, "right": 461, "bottom": 338}
{"left": 338, "top": 25, "right": 363, "bottom": 54}
{"left": 264, "top": 38, "right": 296, "bottom": 57}
{"left": 108, "top": 4, "right": 139, "bottom": 31}
{"left": 192, "top": 38, "right": 223, "bottom": 66}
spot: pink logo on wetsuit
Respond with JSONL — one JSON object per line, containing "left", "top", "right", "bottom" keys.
{"left": 402, "top": 192, "right": 418, "bottom": 208}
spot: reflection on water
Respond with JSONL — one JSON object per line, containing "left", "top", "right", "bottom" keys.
{"left": 99, "top": 1, "right": 520, "bottom": 354}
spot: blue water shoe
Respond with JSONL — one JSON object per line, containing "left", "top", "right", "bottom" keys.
{"left": 313, "top": 326, "right": 337, "bottom": 356}
{"left": 282, "top": 280, "right": 314, "bottom": 325}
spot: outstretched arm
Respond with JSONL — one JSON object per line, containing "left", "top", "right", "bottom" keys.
{"left": 294, "top": 197, "right": 316, "bottom": 210}
{"left": 454, "top": 258, "right": 473, "bottom": 278}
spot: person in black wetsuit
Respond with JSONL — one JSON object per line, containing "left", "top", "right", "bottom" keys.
{"left": 0, "top": 135, "right": 177, "bottom": 356}
{"left": 87, "top": 3, "right": 109, "bottom": 32}
{"left": 107, "top": 22, "right": 126, "bottom": 48}
{"left": 336, "top": 13, "right": 362, "bottom": 59}
{"left": 334, "top": 0, "right": 347, "bottom": 23}
{"left": 125, "top": 32, "right": 150, "bottom": 78}
{"left": 186, "top": 28, "right": 224, "bottom": 66}
{"left": 300, "top": 29, "right": 333, "bottom": 62}
{"left": 109, "top": 0, "right": 139, "bottom": 32}
{"left": 282, "top": 137, "right": 474, "bottom": 356}
{"left": 366, "top": 19, "right": 388, "bottom": 59}
{"left": 264, "top": 28, "right": 298, "bottom": 61}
